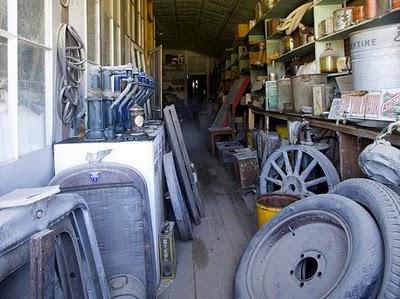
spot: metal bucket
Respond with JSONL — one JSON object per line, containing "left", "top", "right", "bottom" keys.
{"left": 350, "top": 24, "right": 400, "bottom": 91}
{"left": 256, "top": 193, "right": 298, "bottom": 228}
{"left": 277, "top": 78, "right": 293, "bottom": 112}
{"left": 291, "top": 74, "right": 327, "bottom": 113}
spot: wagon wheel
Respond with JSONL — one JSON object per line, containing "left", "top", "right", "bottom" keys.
{"left": 259, "top": 145, "right": 340, "bottom": 198}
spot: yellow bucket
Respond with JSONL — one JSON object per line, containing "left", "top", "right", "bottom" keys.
{"left": 256, "top": 193, "right": 298, "bottom": 228}
{"left": 276, "top": 125, "right": 289, "bottom": 139}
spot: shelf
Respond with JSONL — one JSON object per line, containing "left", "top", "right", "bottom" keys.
{"left": 244, "top": 104, "right": 400, "bottom": 146}
{"left": 275, "top": 41, "right": 315, "bottom": 63}
{"left": 327, "top": 70, "right": 351, "bottom": 77}
{"left": 318, "top": 8, "right": 400, "bottom": 41}
{"left": 315, "top": 0, "right": 348, "bottom": 5}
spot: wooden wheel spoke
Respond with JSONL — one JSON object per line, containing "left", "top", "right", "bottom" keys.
{"left": 265, "top": 177, "right": 283, "bottom": 186}
{"left": 282, "top": 151, "right": 293, "bottom": 175}
{"left": 300, "top": 159, "right": 318, "bottom": 180}
{"left": 271, "top": 161, "right": 286, "bottom": 179}
{"left": 294, "top": 150, "right": 303, "bottom": 175}
{"left": 305, "top": 176, "right": 328, "bottom": 188}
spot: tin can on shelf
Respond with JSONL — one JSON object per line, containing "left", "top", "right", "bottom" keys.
{"left": 282, "top": 36, "right": 295, "bottom": 53}
{"left": 351, "top": 6, "right": 365, "bottom": 22}
{"left": 333, "top": 8, "right": 353, "bottom": 32}
{"left": 365, "top": 0, "right": 378, "bottom": 18}
{"left": 393, "top": 0, "right": 400, "bottom": 8}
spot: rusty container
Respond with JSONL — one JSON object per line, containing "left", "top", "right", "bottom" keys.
{"left": 233, "top": 152, "right": 259, "bottom": 189}
{"left": 394, "top": 0, "right": 400, "bottom": 8}
{"left": 365, "top": 0, "right": 378, "bottom": 19}
{"left": 256, "top": 194, "right": 298, "bottom": 228}
{"left": 351, "top": 6, "right": 366, "bottom": 22}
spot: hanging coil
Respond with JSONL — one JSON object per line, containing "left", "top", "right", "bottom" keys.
{"left": 57, "top": 24, "right": 86, "bottom": 125}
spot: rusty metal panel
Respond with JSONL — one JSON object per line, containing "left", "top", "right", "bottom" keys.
{"left": 30, "top": 230, "right": 56, "bottom": 299}
{"left": 233, "top": 151, "right": 259, "bottom": 189}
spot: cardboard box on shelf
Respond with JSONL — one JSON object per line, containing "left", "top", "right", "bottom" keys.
{"left": 342, "top": 89, "right": 400, "bottom": 121}
{"left": 249, "top": 51, "right": 266, "bottom": 65}
{"left": 236, "top": 23, "right": 250, "bottom": 39}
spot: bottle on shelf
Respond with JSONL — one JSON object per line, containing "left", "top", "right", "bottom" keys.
{"left": 320, "top": 43, "right": 338, "bottom": 73}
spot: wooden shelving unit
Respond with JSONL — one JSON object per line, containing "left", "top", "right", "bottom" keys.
{"left": 275, "top": 41, "right": 316, "bottom": 63}
{"left": 317, "top": 8, "right": 400, "bottom": 42}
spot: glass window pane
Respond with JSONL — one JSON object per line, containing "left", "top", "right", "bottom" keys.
{"left": 0, "top": 37, "right": 12, "bottom": 162}
{"left": 18, "top": 41, "right": 46, "bottom": 156}
{"left": 87, "top": 0, "right": 99, "bottom": 63}
{"left": 0, "top": 0, "right": 7, "bottom": 30}
{"left": 102, "top": 13, "right": 111, "bottom": 65}
{"left": 123, "top": 35, "right": 130, "bottom": 63}
{"left": 131, "top": 2, "right": 135, "bottom": 41}
{"left": 113, "top": 0, "right": 120, "bottom": 25}
{"left": 114, "top": 23, "right": 120, "bottom": 65}
{"left": 103, "top": 0, "right": 112, "bottom": 16}
{"left": 18, "top": 0, "right": 45, "bottom": 44}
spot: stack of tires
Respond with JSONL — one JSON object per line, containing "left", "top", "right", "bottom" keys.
{"left": 235, "top": 179, "right": 400, "bottom": 299}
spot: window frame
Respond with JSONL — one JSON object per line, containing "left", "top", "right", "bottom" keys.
{"left": 0, "top": 0, "right": 53, "bottom": 164}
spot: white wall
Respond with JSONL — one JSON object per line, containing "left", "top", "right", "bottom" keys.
{"left": 0, "top": 0, "right": 87, "bottom": 196}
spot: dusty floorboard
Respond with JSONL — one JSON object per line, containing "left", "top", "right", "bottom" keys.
{"left": 160, "top": 121, "right": 258, "bottom": 299}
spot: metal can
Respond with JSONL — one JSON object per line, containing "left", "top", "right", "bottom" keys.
{"left": 351, "top": 6, "right": 365, "bottom": 22}
{"left": 365, "top": 0, "right": 378, "bottom": 19}
{"left": 393, "top": 0, "right": 400, "bottom": 8}
{"left": 333, "top": 8, "right": 353, "bottom": 32}
{"left": 350, "top": 24, "right": 400, "bottom": 90}
{"left": 282, "top": 36, "right": 295, "bottom": 53}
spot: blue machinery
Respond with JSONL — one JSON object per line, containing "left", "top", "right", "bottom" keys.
{"left": 86, "top": 64, "right": 155, "bottom": 140}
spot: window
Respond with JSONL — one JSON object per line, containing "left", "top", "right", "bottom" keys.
{"left": 0, "top": 0, "right": 52, "bottom": 163}
{"left": 0, "top": 37, "right": 11, "bottom": 162}
{"left": 90, "top": 0, "right": 146, "bottom": 67}
{"left": 87, "top": 0, "right": 100, "bottom": 63}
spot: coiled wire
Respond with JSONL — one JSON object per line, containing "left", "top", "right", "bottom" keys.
{"left": 57, "top": 24, "right": 86, "bottom": 125}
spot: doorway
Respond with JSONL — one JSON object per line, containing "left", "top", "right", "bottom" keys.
{"left": 187, "top": 75, "right": 207, "bottom": 119}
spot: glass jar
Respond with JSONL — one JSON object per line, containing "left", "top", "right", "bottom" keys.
{"left": 320, "top": 43, "right": 338, "bottom": 73}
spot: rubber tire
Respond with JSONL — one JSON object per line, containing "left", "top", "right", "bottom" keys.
{"left": 331, "top": 178, "right": 400, "bottom": 299}
{"left": 235, "top": 194, "right": 383, "bottom": 299}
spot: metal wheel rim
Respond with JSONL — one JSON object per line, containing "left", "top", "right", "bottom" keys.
{"left": 245, "top": 211, "right": 351, "bottom": 298}
{"left": 260, "top": 145, "right": 340, "bottom": 198}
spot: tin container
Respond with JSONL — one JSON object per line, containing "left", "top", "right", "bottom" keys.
{"left": 351, "top": 6, "right": 365, "bottom": 22}
{"left": 318, "top": 18, "right": 334, "bottom": 38}
{"left": 365, "top": 0, "right": 378, "bottom": 18}
{"left": 333, "top": 8, "right": 353, "bottom": 32}
{"left": 267, "top": 18, "right": 282, "bottom": 36}
{"left": 277, "top": 78, "right": 293, "bottom": 112}
{"left": 393, "top": 0, "right": 400, "bottom": 8}
{"left": 291, "top": 74, "right": 328, "bottom": 113}
{"left": 350, "top": 24, "right": 400, "bottom": 90}
{"left": 266, "top": 81, "right": 278, "bottom": 110}
{"left": 282, "top": 36, "right": 295, "bottom": 53}
{"left": 233, "top": 152, "right": 259, "bottom": 189}
{"left": 256, "top": 194, "right": 298, "bottom": 228}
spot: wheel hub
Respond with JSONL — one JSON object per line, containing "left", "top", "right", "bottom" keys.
{"left": 290, "top": 251, "right": 327, "bottom": 289}
{"left": 281, "top": 176, "right": 304, "bottom": 196}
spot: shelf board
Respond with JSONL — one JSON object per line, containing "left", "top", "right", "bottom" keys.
{"left": 318, "top": 8, "right": 400, "bottom": 41}
{"left": 315, "top": 0, "right": 347, "bottom": 5}
{"left": 275, "top": 41, "right": 315, "bottom": 63}
{"left": 267, "top": 30, "right": 284, "bottom": 40}
{"left": 327, "top": 70, "right": 351, "bottom": 77}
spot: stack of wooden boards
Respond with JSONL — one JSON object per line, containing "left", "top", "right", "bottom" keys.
{"left": 163, "top": 105, "right": 205, "bottom": 241}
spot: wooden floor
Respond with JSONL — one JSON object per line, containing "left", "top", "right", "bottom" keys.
{"left": 160, "top": 121, "right": 258, "bottom": 299}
